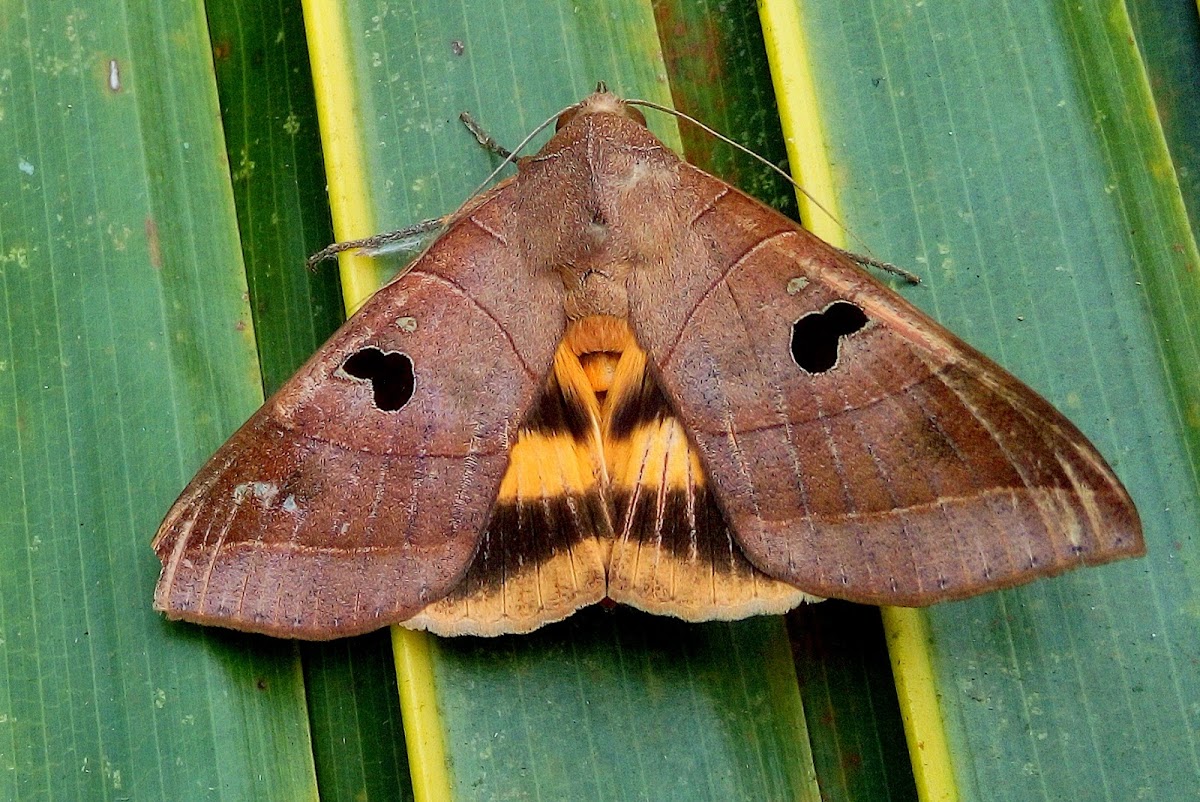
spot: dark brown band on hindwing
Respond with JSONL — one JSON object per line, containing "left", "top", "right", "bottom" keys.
{"left": 444, "top": 491, "right": 611, "bottom": 595}
{"left": 409, "top": 319, "right": 813, "bottom": 634}
{"left": 607, "top": 364, "right": 669, "bottom": 440}
{"left": 604, "top": 338, "right": 772, "bottom": 575}
{"left": 612, "top": 485, "right": 757, "bottom": 575}
{"left": 521, "top": 369, "right": 594, "bottom": 441}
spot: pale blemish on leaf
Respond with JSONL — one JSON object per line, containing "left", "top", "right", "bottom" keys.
{"left": 0, "top": 247, "right": 30, "bottom": 268}
{"left": 232, "top": 149, "right": 255, "bottom": 182}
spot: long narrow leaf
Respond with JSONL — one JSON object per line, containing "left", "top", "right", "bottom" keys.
{"left": 0, "top": 0, "right": 320, "bottom": 797}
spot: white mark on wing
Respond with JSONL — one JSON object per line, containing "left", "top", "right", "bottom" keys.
{"left": 232, "top": 481, "right": 280, "bottom": 506}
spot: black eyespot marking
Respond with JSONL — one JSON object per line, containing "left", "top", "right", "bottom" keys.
{"left": 790, "top": 301, "right": 869, "bottom": 373}
{"left": 342, "top": 347, "right": 415, "bottom": 411}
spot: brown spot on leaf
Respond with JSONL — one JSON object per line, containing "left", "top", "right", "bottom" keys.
{"left": 145, "top": 218, "right": 162, "bottom": 269}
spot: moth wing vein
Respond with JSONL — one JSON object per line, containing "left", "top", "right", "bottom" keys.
{"left": 869, "top": 359, "right": 1006, "bottom": 592}
{"left": 449, "top": 420, "right": 488, "bottom": 535}
{"left": 1054, "top": 455, "right": 1098, "bottom": 551}
{"left": 662, "top": 229, "right": 792, "bottom": 366}
{"left": 408, "top": 268, "right": 540, "bottom": 380}
{"left": 721, "top": 271, "right": 824, "bottom": 574}
{"left": 920, "top": 353, "right": 1062, "bottom": 572}
{"left": 684, "top": 182, "right": 730, "bottom": 226}
{"left": 824, "top": 347, "right": 932, "bottom": 595}
{"left": 464, "top": 213, "right": 508, "bottom": 246}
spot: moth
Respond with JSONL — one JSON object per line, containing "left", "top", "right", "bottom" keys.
{"left": 153, "top": 89, "right": 1143, "bottom": 639}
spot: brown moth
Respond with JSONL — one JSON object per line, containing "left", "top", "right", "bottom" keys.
{"left": 153, "top": 90, "right": 1144, "bottom": 639}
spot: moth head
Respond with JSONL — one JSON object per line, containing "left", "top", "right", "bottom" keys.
{"left": 555, "top": 84, "right": 647, "bottom": 131}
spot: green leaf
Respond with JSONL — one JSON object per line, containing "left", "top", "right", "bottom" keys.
{"left": 433, "top": 611, "right": 816, "bottom": 799}
{"left": 652, "top": 0, "right": 802, "bottom": 218}
{"left": 1127, "top": 0, "right": 1200, "bottom": 244}
{"left": 0, "top": 0, "right": 318, "bottom": 798}
{"left": 206, "top": 0, "right": 344, "bottom": 396}
{"left": 303, "top": 631, "right": 412, "bottom": 801}
{"left": 790, "top": 604, "right": 918, "bottom": 802}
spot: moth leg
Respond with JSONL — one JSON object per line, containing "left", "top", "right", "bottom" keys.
{"left": 459, "top": 111, "right": 513, "bottom": 159}
{"left": 306, "top": 217, "right": 449, "bottom": 270}
{"left": 833, "top": 245, "right": 921, "bottom": 284}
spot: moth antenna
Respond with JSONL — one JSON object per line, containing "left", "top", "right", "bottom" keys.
{"left": 832, "top": 247, "right": 921, "bottom": 284}
{"left": 627, "top": 98, "right": 920, "bottom": 285}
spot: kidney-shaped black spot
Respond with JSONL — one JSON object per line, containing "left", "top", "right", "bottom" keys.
{"left": 790, "top": 301, "right": 869, "bottom": 374}
{"left": 341, "top": 347, "right": 415, "bottom": 411}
